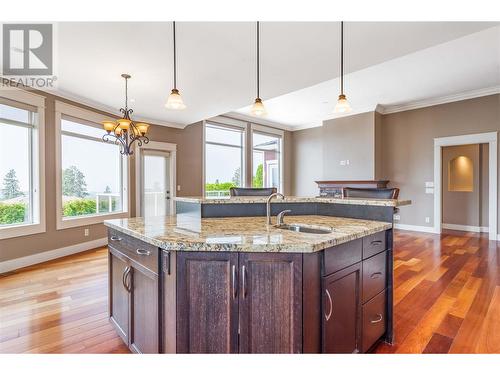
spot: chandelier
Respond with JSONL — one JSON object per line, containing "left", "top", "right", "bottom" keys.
{"left": 102, "top": 74, "right": 150, "bottom": 155}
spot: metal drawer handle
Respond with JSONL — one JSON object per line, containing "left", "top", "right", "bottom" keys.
{"left": 370, "top": 272, "right": 383, "bottom": 279}
{"left": 231, "top": 265, "right": 237, "bottom": 300}
{"left": 122, "top": 266, "right": 131, "bottom": 292}
{"left": 110, "top": 236, "right": 122, "bottom": 241}
{"left": 325, "top": 289, "right": 333, "bottom": 321}
{"left": 371, "top": 240, "right": 383, "bottom": 246}
{"left": 136, "top": 249, "right": 151, "bottom": 256}
{"left": 370, "top": 314, "right": 383, "bottom": 324}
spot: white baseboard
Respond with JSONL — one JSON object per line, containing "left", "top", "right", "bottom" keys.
{"left": 0, "top": 237, "right": 108, "bottom": 274}
{"left": 442, "top": 223, "right": 489, "bottom": 233}
{"left": 394, "top": 223, "right": 439, "bottom": 234}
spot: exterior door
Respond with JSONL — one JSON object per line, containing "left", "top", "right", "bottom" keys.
{"left": 140, "top": 150, "right": 171, "bottom": 217}
{"left": 238, "top": 253, "right": 303, "bottom": 353}
{"left": 176, "top": 252, "right": 239, "bottom": 353}
{"left": 322, "top": 263, "right": 361, "bottom": 353}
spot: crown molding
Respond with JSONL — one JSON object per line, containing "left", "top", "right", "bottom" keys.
{"left": 226, "top": 111, "right": 295, "bottom": 132}
{"left": 40, "top": 88, "right": 186, "bottom": 129}
{"left": 379, "top": 86, "right": 500, "bottom": 115}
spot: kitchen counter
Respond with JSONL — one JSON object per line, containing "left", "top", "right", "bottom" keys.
{"left": 174, "top": 195, "right": 411, "bottom": 207}
{"left": 104, "top": 215, "right": 391, "bottom": 253}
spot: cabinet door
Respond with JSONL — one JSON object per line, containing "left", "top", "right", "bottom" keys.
{"left": 176, "top": 252, "right": 239, "bottom": 353}
{"left": 322, "top": 263, "right": 361, "bottom": 353}
{"left": 108, "top": 248, "right": 130, "bottom": 344}
{"left": 239, "top": 253, "right": 303, "bottom": 353}
{"left": 129, "top": 264, "right": 159, "bottom": 354}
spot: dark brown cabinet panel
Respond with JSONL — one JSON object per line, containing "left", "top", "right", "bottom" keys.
{"left": 129, "top": 265, "right": 159, "bottom": 354}
{"left": 362, "top": 251, "right": 387, "bottom": 303}
{"left": 239, "top": 253, "right": 302, "bottom": 353}
{"left": 176, "top": 252, "right": 239, "bottom": 353}
{"left": 322, "top": 263, "right": 361, "bottom": 353}
{"left": 362, "top": 290, "right": 386, "bottom": 352}
{"left": 362, "top": 231, "right": 386, "bottom": 259}
{"left": 109, "top": 248, "right": 130, "bottom": 343}
{"left": 323, "top": 239, "right": 362, "bottom": 276}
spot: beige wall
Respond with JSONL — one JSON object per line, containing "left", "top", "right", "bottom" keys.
{"left": 291, "top": 111, "right": 378, "bottom": 196}
{"left": 381, "top": 94, "right": 499, "bottom": 231}
{"left": 442, "top": 144, "right": 483, "bottom": 227}
{"left": 0, "top": 90, "right": 205, "bottom": 263}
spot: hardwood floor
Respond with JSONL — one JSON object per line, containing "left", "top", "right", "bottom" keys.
{"left": 375, "top": 229, "right": 500, "bottom": 353}
{"left": 0, "top": 230, "right": 499, "bottom": 354}
{"left": 0, "top": 247, "right": 129, "bottom": 354}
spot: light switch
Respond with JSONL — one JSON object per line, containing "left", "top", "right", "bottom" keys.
{"left": 177, "top": 185, "right": 181, "bottom": 191}
{"left": 425, "top": 188, "right": 434, "bottom": 194}
{"left": 425, "top": 181, "right": 434, "bottom": 188}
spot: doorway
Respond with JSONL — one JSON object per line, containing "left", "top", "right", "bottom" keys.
{"left": 434, "top": 132, "right": 498, "bottom": 241}
{"left": 135, "top": 141, "right": 177, "bottom": 217}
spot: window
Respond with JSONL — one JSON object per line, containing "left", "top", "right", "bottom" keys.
{"left": 252, "top": 129, "right": 282, "bottom": 191}
{"left": 0, "top": 93, "right": 45, "bottom": 240}
{"left": 204, "top": 123, "right": 245, "bottom": 198}
{"left": 56, "top": 102, "right": 128, "bottom": 229}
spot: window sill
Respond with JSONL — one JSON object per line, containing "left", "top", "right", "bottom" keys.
{"left": 0, "top": 222, "right": 46, "bottom": 240}
{"left": 57, "top": 211, "right": 129, "bottom": 230}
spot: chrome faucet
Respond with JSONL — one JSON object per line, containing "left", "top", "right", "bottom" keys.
{"left": 266, "top": 192, "right": 284, "bottom": 225}
{"left": 276, "top": 209, "right": 292, "bottom": 226}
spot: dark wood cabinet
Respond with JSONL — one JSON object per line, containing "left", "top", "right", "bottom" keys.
{"left": 176, "top": 252, "right": 239, "bottom": 353}
{"left": 322, "top": 263, "right": 361, "bottom": 354}
{"left": 239, "top": 253, "right": 302, "bottom": 353}
{"left": 129, "top": 264, "right": 159, "bottom": 354}
{"left": 109, "top": 248, "right": 130, "bottom": 343}
{"left": 108, "top": 244, "right": 159, "bottom": 354}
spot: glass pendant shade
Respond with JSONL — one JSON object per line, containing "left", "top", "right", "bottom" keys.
{"left": 136, "top": 122, "right": 150, "bottom": 135}
{"left": 250, "top": 97, "right": 267, "bottom": 116}
{"left": 165, "top": 88, "right": 186, "bottom": 110}
{"left": 333, "top": 94, "right": 352, "bottom": 114}
{"left": 102, "top": 121, "right": 115, "bottom": 132}
{"left": 117, "top": 118, "right": 131, "bottom": 130}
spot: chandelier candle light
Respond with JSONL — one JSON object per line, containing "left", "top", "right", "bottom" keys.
{"left": 102, "top": 74, "right": 150, "bottom": 156}
{"left": 165, "top": 21, "right": 186, "bottom": 110}
{"left": 333, "top": 21, "right": 352, "bottom": 114}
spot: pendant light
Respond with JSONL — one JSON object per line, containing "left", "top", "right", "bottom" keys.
{"left": 102, "top": 74, "right": 150, "bottom": 156}
{"left": 333, "top": 21, "right": 352, "bottom": 114}
{"left": 165, "top": 21, "right": 186, "bottom": 110}
{"left": 250, "top": 21, "right": 267, "bottom": 116}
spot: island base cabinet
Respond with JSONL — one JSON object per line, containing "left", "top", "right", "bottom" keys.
{"left": 176, "top": 252, "right": 239, "bottom": 353}
{"left": 322, "top": 263, "right": 361, "bottom": 354}
{"left": 108, "top": 247, "right": 159, "bottom": 354}
{"left": 239, "top": 253, "right": 302, "bottom": 353}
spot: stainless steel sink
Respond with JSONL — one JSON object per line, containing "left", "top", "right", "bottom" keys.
{"left": 276, "top": 224, "right": 332, "bottom": 234}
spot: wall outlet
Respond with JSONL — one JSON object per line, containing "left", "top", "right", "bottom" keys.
{"left": 425, "top": 187, "right": 434, "bottom": 194}
{"left": 346, "top": 159, "right": 350, "bottom": 165}
{"left": 177, "top": 185, "right": 181, "bottom": 191}
{"left": 394, "top": 214, "right": 400, "bottom": 221}
{"left": 425, "top": 217, "right": 430, "bottom": 224}
{"left": 84, "top": 228, "right": 89, "bottom": 236}
{"left": 340, "top": 160, "right": 346, "bottom": 166}
{"left": 425, "top": 181, "right": 434, "bottom": 188}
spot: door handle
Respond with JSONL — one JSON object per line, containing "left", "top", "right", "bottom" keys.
{"left": 231, "top": 265, "right": 237, "bottom": 300}
{"left": 122, "top": 266, "right": 131, "bottom": 292}
{"left": 242, "top": 265, "right": 247, "bottom": 299}
{"left": 111, "top": 236, "right": 122, "bottom": 241}
{"left": 325, "top": 289, "right": 333, "bottom": 321}
{"left": 126, "top": 267, "right": 133, "bottom": 293}
{"left": 136, "top": 248, "right": 151, "bottom": 256}
{"left": 162, "top": 251, "right": 171, "bottom": 275}
{"left": 370, "top": 272, "right": 383, "bottom": 279}
{"left": 370, "top": 314, "right": 383, "bottom": 324}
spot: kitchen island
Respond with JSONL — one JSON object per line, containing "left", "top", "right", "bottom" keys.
{"left": 104, "top": 196, "right": 408, "bottom": 353}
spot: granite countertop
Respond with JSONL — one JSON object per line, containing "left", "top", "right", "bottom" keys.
{"left": 174, "top": 196, "right": 411, "bottom": 207}
{"left": 104, "top": 215, "right": 392, "bottom": 253}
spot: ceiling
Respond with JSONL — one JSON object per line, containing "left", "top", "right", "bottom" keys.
{"left": 50, "top": 22, "right": 499, "bottom": 130}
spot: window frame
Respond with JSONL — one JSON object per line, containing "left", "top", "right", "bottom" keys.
{"left": 0, "top": 90, "right": 46, "bottom": 240}
{"left": 55, "top": 101, "right": 129, "bottom": 230}
{"left": 250, "top": 123, "right": 284, "bottom": 193}
{"left": 203, "top": 119, "right": 246, "bottom": 198}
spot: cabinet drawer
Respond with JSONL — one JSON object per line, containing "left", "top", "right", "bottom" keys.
{"left": 362, "top": 290, "right": 386, "bottom": 352}
{"left": 323, "top": 239, "right": 362, "bottom": 276}
{"left": 362, "top": 251, "right": 387, "bottom": 303}
{"left": 108, "top": 229, "right": 158, "bottom": 274}
{"left": 362, "top": 231, "right": 386, "bottom": 259}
